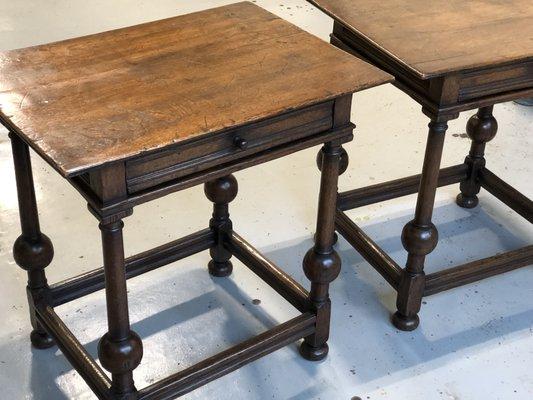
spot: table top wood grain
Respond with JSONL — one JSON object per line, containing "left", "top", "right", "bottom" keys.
{"left": 309, "top": 0, "right": 533, "bottom": 78}
{"left": 0, "top": 1, "right": 390, "bottom": 177}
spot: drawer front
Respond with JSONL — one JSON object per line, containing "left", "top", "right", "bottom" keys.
{"left": 126, "top": 101, "right": 334, "bottom": 193}
{"left": 458, "top": 60, "right": 533, "bottom": 102}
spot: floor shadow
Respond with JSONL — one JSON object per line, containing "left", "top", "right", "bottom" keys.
{"left": 258, "top": 200, "right": 533, "bottom": 385}
{"left": 5, "top": 266, "right": 303, "bottom": 399}
{"left": 1, "top": 199, "right": 531, "bottom": 398}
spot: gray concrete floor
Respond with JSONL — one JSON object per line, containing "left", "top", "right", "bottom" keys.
{"left": 0, "top": 1, "right": 532, "bottom": 399}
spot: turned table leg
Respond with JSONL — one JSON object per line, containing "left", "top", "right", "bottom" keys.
{"left": 457, "top": 106, "right": 498, "bottom": 208}
{"left": 300, "top": 142, "right": 343, "bottom": 361}
{"left": 316, "top": 146, "right": 349, "bottom": 245}
{"left": 98, "top": 219, "right": 143, "bottom": 400}
{"left": 9, "top": 132, "right": 55, "bottom": 349}
{"left": 392, "top": 118, "right": 449, "bottom": 331}
{"left": 204, "top": 175, "right": 238, "bottom": 277}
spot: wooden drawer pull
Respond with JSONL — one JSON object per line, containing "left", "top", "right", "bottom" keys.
{"left": 233, "top": 137, "right": 248, "bottom": 150}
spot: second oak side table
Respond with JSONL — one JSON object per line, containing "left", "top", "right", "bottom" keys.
{"left": 309, "top": 0, "right": 533, "bottom": 330}
{"left": 0, "top": 2, "right": 391, "bottom": 399}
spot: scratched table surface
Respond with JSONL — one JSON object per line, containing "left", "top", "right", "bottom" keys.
{"left": 0, "top": 1, "right": 390, "bottom": 177}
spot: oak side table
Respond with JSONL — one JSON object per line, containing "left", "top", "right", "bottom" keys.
{"left": 309, "top": 0, "right": 533, "bottom": 330}
{"left": 0, "top": 2, "right": 390, "bottom": 399}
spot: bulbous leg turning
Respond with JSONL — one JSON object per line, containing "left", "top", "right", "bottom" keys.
{"left": 301, "top": 143, "right": 343, "bottom": 361}
{"left": 394, "top": 221, "right": 438, "bottom": 331}
{"left": 205, "top": 175, "right": 238, "bottom": 277}
{"left": 316, "top": 146, "right": 349, "bottom": 175}
{"left": 10, "top": 132, "right": 56, "bottom": 348}
{"left": 394, "top": 118, "right": 449, "bottom": 331}
{"left": 299, "top": 249, "right": 340, "bottom": 361}
{"left": 456, "top": 106, "right": 497, "bottom": 209}
{"left": 14, "top": 232, "right": 56, "bottom": 349}
{"left": 99, "top": 220, "right": 142, "bottom": 398}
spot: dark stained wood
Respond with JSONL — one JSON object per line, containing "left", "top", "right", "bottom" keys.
{"left": 338, "top": 164, "right": 468, "bottom": 211}
{"left": 393, "top": 119, "right": 449, "bottom": 331}
{"left": 126, "top": 101, "right": 335, "bottom": 193}
{"left": 457, "top": 106, "right": 498, "bottom": 209}
{"left": 89, "top": 164, "right": 128, "bottom": 205}
{"left": 205, "top": 175, "right": 238, "bottom": 277}
{"left": 457, "top": 61, "right": 533, "bottom": 102}
{"left": 335, "top": 209, "right": 401, "bottom": 288}
{"left": 5, "top": 2, "right": 387, "bottom": 397}
{"left": 0, "top": 2, "right": 390, "bottom": 177}
{"left": 10, "top": 133, "right": 44, "bottom": 242}
{"left": 479, "top": 168, "right": 533, "bottom": 223}
{"left": 50, "top": 229, "right": 214, "bottom": 307}
{"left": 300, "top": 141, "right": 343, "bottom": 361}
{"left": 138, "top": 313, "right": 316, "bottom": 400}
{"left": 309, "top": 0, "right": 533, "bottom": 78}
{"left": 98, "top": 220, "right": 143, "bottom": 398}
{"left": 35, "top": 304, "right": 113, "bottom": 400}
{"left": 227, "top": 232, "right": 311, "bottom": 313}
{"left": 425, "top": 246, "right": 533, "bottom": 296}
{"left": 9, "top": 132, "right": 55, "bottom": 349}
{"left": 313, "top": 0, "right": 533, "bottom": 331}
{"left": 73, "top": 122, "right": 355, "bottom": 221}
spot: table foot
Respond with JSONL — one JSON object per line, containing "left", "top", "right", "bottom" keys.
{"left": 391, "top": 311, "right": 419, "bottom": 331}
{"left": 208, "top": 260, "right": 233, "bottom": 277}
{"left": 456, "top": 193, "right": 479, "bottom": 208}
{"left": 299, "top": 341, "right": 329, "bottom": 361}
{"left": 30, "top": 329, "right": 55, "bottom": 349}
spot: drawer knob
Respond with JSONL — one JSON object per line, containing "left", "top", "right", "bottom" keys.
{"left": 233, "top": 136, "right": 248, "bottom": 150}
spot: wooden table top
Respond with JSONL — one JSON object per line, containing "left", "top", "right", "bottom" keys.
{"left": 309, "top": 0, "right": 533, "bottom": 78}
{"left": 0, "top": 2, "right": 390, "bottom": 178}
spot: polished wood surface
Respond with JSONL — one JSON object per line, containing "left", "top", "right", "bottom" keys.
{"left": 312, "top": 0, "right": 533, "bottom": 331}
{"left": 9, "top": 133, "right": 55, "bottom": 349}
{"left": 309, "top": 0, "right": 533, "bottom": 78}
{"left": 0, "top": 1, "right": 390, "bottom": 177}
{"left": 7, "top": 4, "right": 368, "bottom": 395}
